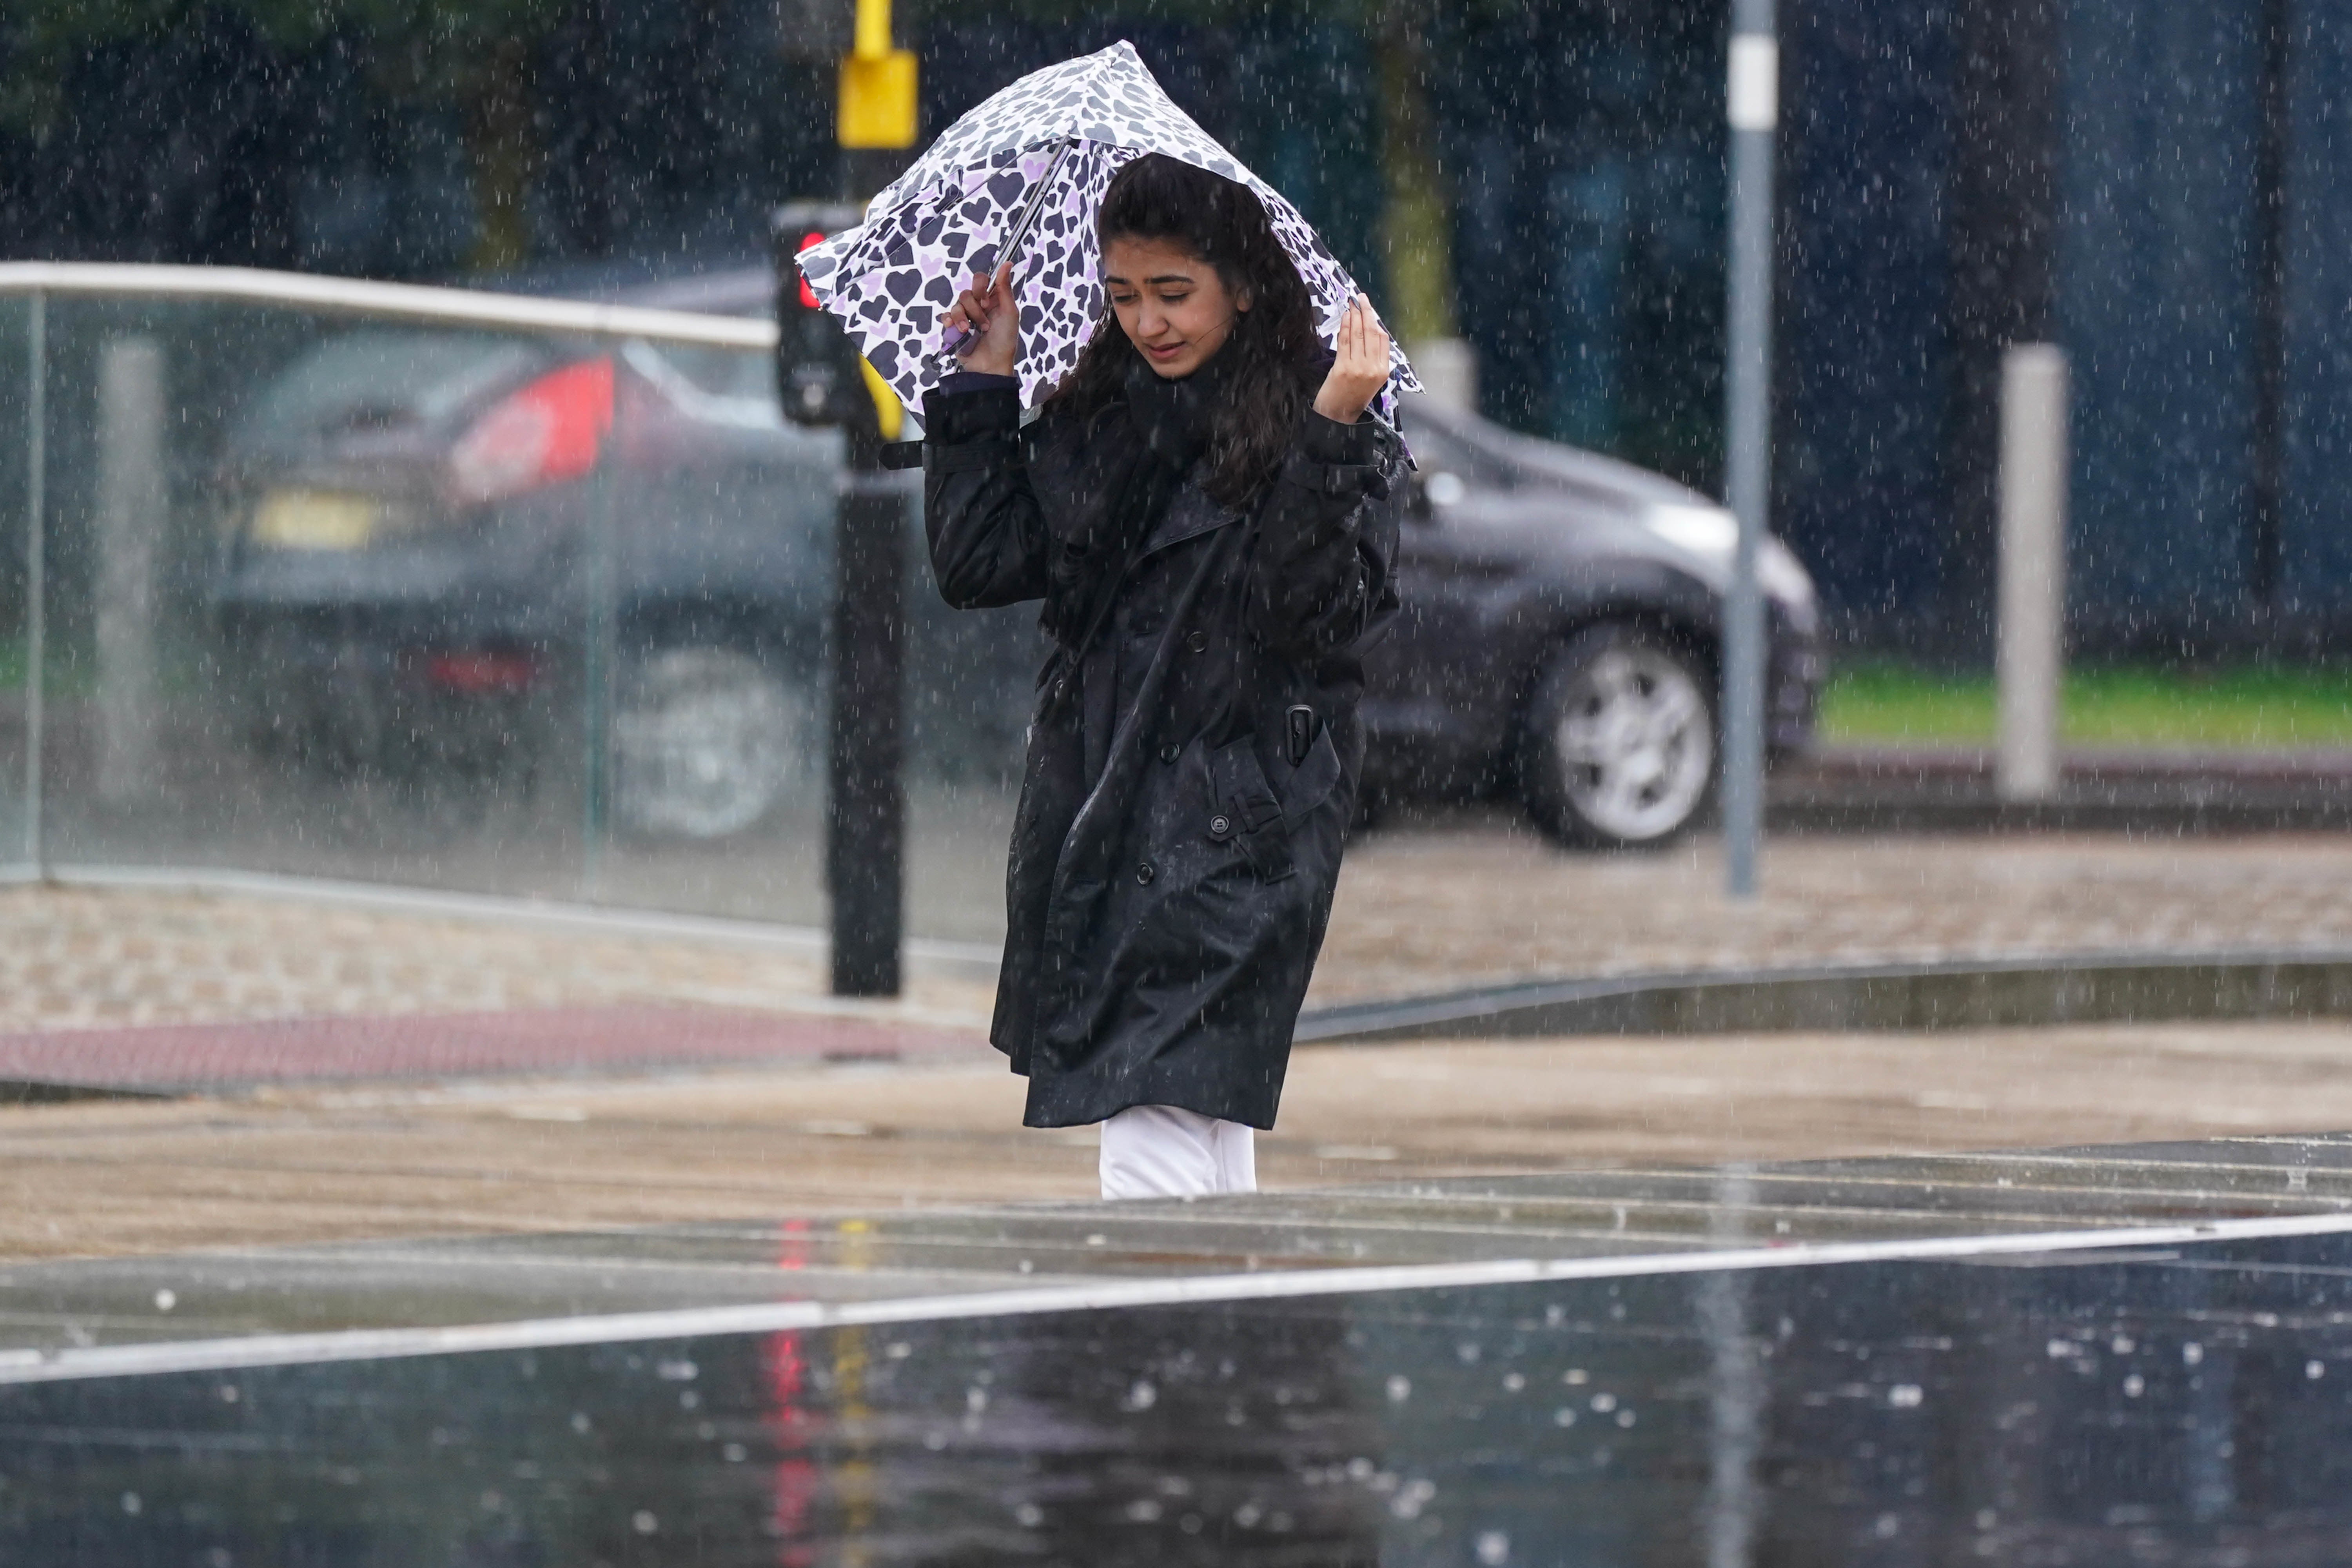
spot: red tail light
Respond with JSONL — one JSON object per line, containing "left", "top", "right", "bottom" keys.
{"left": 422, "top": 650, "right": 539, "bottom": 694}
{"left": 448, "top": 357, "right": 615, "bottom": 505}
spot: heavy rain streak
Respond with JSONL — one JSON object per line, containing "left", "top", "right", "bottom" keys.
{"left": 5, "top": 1, "right": 2352, "bottom": 1564}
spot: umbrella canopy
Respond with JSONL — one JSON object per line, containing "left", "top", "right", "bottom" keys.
{"left": 796, "top": 40, "right": 1420, "bottom": 414}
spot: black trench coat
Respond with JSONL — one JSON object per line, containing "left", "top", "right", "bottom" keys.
{"left": 922, "top": 379, "right": 1406, "bottom": 1130}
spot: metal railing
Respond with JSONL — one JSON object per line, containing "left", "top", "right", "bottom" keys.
{"left": 0, "top": 264, "right": 778, "bottom": 347}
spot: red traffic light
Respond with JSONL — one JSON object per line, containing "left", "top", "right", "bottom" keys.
{"left": 794, "top": 232, "right": 826, "bottom": 310}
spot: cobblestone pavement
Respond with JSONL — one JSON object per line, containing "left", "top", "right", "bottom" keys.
{"left": 12, "top": 825, "right": 2352, "bottom": 1039}
{"left": 0, "top": 882, "right": 995, "bottom": 1038}
{"left": 1309, "top": 819, "right": 2352, "bottom": 1003}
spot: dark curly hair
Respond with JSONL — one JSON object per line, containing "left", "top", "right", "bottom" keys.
{"left": 1052, "top": 154, "right": 1321, "bottom": 506}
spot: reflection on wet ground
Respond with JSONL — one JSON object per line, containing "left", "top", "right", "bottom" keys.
{"left": 7, "top": 1136, "right": 2352, "bottom": 1563}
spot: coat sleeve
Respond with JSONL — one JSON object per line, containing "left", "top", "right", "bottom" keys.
{"left": 1246, "top": 410, "right": 1406, "bottom": 659}
{"left": 920, "top": 383, "right": 1051, "bottom": 609}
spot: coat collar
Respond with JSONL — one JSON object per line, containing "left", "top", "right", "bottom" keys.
{"left": 1138, "top": 476, "right": 1241, "bottom": 559}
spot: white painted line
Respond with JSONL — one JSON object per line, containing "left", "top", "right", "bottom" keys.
{"left": 7, "top": 1210, "right": 2351, "bottom": 1387}
{"left": 0, "top": 263, "right": 777, "bottom": 350}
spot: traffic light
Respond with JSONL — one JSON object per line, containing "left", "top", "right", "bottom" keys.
{"left": 771, "top": 200, "right": 883, "bottom": 434}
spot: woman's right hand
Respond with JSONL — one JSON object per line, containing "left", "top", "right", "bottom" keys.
{"left": 946, "top": 263, "right": 1018, "bottom": 377}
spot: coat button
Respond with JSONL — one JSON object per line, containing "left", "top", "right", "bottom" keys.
{"left": 1135, "top": 862, "right": 1156, "bottom": 885}
{"left": 1209, "top": 814, "right": 1232, "bottom": 838}
{"left": 1158, "top": 743, "right": 1180, "bottom": 764}
{"left": 1185, "top": 629, "right": 1208, "bottom": 653}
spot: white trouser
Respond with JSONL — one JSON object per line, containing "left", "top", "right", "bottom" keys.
{"left": 1098, "top": 1104, "right": 1258, "bottom": 1200}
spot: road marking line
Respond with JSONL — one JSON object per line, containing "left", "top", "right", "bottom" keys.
{"left": 5, "top": 1210, "right": 2351, "bottom": 1387}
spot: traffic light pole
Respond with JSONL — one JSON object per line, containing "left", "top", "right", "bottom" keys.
{"left": 826, "top": 417, "right": 906, "bottom": 996}
{"left": 821, "top": 0, "right": 919, "bottom": 996}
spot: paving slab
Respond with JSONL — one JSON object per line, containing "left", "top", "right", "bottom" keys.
{"left": 11, "top": 1019, "right": 2352, "bottom": 1262}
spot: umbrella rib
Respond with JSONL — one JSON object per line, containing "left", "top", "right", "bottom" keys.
{"left": 996, "top": 137, "right": 1077, "bottom": 269}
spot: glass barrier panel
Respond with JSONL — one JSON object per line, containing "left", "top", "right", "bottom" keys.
{"left": 15, "top": 294, "right": 1040, "bottom": 942}
{"left": 577, "top": 338, "right": 1041, "bottom": 938}
{"left": 0, "top": 296, "right": 30, "bottom": 867}
{"left": 33, "top": 298, "right": 604, "bottom": 901}
{"left": 579, "top": 336, "right": 1037, "bottom": 938}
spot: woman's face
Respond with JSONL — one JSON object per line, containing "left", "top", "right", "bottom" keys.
{"left": 1101, "top": 235, "right": 1249, "bottom": 379}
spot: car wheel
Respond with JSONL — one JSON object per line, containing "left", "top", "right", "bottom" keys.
{"left": 1519, "top": 624, "right": 1716, "bottom": 849}
{"left": 613, "top": 645, "right": 807, "bottom": 839}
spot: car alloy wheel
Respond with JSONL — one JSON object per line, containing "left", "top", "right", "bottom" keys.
{"left": 613, "top": 645, "right": 806, "bottom": 839}
{"left": 1521, "top": 625, "right": 1716, "bottom": 848}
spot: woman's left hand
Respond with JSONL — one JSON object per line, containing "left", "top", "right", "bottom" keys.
{"left": 1312, "top": 296, "right": 1392, "bottom": 424}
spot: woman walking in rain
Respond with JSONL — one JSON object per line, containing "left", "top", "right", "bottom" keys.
{"left": 922, "top": 153, "right": 1407, "bottom": 1201}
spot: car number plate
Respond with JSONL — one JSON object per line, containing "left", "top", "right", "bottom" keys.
{"left": 250, "top": 490, "right": 379, "bottom": 550}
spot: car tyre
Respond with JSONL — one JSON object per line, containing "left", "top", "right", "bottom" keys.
{"left": 613, "top": 644, "right": 807, "bottom": 840}
{"left": 1519, "top": 623, "right": 1716, "bottom": 849}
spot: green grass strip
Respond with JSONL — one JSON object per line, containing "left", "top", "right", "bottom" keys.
{"left": 1820, "top": 660, "right": 2352, "bottom": 750}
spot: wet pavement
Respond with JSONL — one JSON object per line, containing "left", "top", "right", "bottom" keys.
{"left": 6, "top": 1134, "right": 2352, "bottom": 1563}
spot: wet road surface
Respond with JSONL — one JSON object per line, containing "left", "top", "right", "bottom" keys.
{"left": 6, "top": 1135, "right": 2352, "bottom": 1563}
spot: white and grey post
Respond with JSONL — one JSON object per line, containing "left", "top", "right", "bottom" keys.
{"left": 1997, "top": 345, "right": 2068, "bottom": 802}
{"left": 1722, "top": 0, "right": 1778, "bottom": 898}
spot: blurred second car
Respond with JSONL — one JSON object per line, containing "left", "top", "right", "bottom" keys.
{"left": 211, "top": 267, "right": 1821, "bottom": 848}
{"left": 212, "top": 269, "right": 851, "bottom": 840}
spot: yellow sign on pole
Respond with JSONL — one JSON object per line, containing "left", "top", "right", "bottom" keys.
{"left": 858, "top": 356, "right": 903, "bottom": 439}
{"left": 840, "top": 0, "right": 917, "bottom": 150}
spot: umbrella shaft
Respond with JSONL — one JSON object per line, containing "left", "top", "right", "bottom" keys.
{"left": 941, "top": 138, "right": 1075, "bottom": 368}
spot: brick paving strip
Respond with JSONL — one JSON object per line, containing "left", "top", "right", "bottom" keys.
{"left": 0, "top": 1007, "right": 987, "bottom": 1094}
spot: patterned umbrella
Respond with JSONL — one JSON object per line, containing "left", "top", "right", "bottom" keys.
{"left": 795, "top": 40, "right": 1420, "bottom": 414}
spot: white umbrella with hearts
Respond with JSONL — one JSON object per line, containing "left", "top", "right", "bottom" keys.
{"left": 793, "top": 39, "right": 1418, "bottom": 415}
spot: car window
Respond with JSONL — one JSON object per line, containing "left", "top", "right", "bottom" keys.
{"left": 236, "top": 331, "right": 546, "bottom": 449}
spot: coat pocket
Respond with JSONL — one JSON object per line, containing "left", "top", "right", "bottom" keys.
{"left": 1276, "top": 722, "right": 1342, "bottom": 820}
{"left": 1203, "top": 724, "right": 1341, "bottom": 883}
